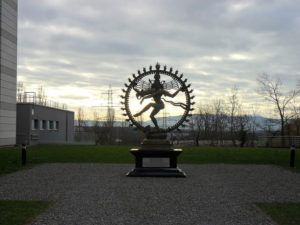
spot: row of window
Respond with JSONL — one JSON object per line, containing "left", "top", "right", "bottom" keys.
{"left": 32, "top": 119, "right": 59, "bottom": 130}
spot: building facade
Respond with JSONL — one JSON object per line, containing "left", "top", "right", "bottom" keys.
{"left": 17, "top": 103, "right": 74, "bottom": 145}
{"left": 0, "top": 0, "right": 18, "bottom": 146}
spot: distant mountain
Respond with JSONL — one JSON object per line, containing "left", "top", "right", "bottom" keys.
{"left": 74, "top": 120, "right": 125, "bottom": 127}
{"left": 75, "top": 114, "right": 280, "bottom": 131}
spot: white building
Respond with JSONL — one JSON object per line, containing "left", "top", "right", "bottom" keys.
{"left": 0, "top": 0, "right": 18, "bottom": 146}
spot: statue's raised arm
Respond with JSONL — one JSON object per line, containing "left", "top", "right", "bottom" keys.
{"left": 163, "top": 86, "right": 183, "bottom": 98}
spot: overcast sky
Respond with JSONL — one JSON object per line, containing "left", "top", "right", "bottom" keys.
{"left": 18, "top": 0, "right": 300, "bottom": 118}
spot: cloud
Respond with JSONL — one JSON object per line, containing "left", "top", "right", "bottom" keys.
{"left": 17, "top": 0, "right": 300, "bottom": 118}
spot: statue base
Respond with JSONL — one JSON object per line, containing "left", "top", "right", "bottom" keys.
{"left": 126, "top": 148, "right": 186, "bottom": 177}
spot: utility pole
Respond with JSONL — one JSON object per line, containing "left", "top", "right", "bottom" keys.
{"left": 17, "top": 82, "right": 24, "bottom": 103}
{"left": 162, "top": 108, "right": 170, "bottom": 129}
{"left": 100, "top": 85, "right": 120, "bottom": 123}
{"left": 99, "top": 85, "right": 123, "bottom": 144}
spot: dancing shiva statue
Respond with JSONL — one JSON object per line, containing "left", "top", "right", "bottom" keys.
{"left": 121, "top": 63, "right": 195, "bottom": 136}
{"left": 122, "top": 63, "right": 195, "bottom": 177}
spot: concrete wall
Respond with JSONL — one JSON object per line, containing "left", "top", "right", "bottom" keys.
{"left": 16, "top": 103, "right": 31, "bottom": 145}
{"left": 16, "top": 103, "right": 74, "bottom": 145}
{"left": 0, "top": 0, "right": 18, "bottom": 146}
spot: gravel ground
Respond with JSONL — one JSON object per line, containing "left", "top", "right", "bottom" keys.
{"left": 0, "top": 163, "right": 299, "bottom": 225}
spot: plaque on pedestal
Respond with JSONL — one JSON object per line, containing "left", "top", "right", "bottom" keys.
{"left": 143, "top": 158, "right": 170, "bottom": 167}
{"left": 126, "top": 148, "right": 186, "bottom": 177}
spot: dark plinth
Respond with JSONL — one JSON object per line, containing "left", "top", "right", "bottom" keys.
{"left": 126, "top": 148, "right": 186, "bottom": 177}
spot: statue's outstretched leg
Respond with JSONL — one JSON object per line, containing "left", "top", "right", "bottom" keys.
{"left": 133, "top": 103, "right": 154, "bottom": 117}
{"left": 150, "top": 107, "right": 160, "bottom": 129}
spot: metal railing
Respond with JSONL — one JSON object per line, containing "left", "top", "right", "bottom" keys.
{"left": 257, "top": 136, "right": 300, "bottom": 148}
{"left": 17, "top": 92, "right": 68, "bottom": 110}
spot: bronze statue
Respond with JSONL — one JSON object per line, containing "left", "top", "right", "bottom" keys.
{"left": 121, "top": 63, "right": 195, "bottom": 134}
{"left": 122, "top": 63, "right": 194, "bottom": 177}
{"left": 132, "top": 71, "right": 185, "bottom": 129}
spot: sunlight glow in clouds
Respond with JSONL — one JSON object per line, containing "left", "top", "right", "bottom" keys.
{"left": 229, "top": 2, "right": 255, "bottom": 12}
{"left": 229, "top": 54, "right": 253, "bottom": 61}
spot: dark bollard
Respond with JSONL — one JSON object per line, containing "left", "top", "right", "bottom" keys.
{"left": 22, "top": 144, "right": 27, "bottom": 165}
{"left": 290, "top": 145, "right": 295, "bottom": 168}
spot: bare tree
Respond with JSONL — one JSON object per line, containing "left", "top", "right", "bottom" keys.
{"left": 202, "top": 105, "right": 213, "bottom": 143}
{"left": 98, "top": 107, "right": 115, "bottom": 144}
{"left": 257, "top": 74, "right": 300, "bottom": 136}
{"left": 189, "top": 103, "right": 211, "bottom": 146}
{"left": 247, "top": 108, "right": 259, "bottom": 147}
{"left": 263, "top": 118, "right": 279, "bottom": 136}
{"left": 236, "top": 114, "right": 250, "bottom": 147}
{"left": 192, "top": 97, "right": 259, "bottom": 147}
{"left": 17, "top": 82, "right": 24, "bottom": 102}
{"left": 211, "top": 99, "right": 227, "bottom": 146}
{"left": 37, "top": 86, "right": 47, "bottom": 105}
{"left": 290, "top": 99, "right": 300, "bottom": 135}
{"left": 104, "top": 108, "right": 115, "bottom": 128}
{"left": 76, "top": 107, "right": 87, "bottom": 133}
{"left": 227, "top": 85, "right": 240, "bottom": 146}
{"left": 93, "top": 111, "right": 102, "bottom": 145}
{"left": 227, "top": 86, "right": 256, "bottom": 147}
{"left": 190, "top": 108, "right": 200, "bottom": 146}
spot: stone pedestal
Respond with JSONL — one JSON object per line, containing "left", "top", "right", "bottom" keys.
{"left": 127, "top": 133, "right": 186, "bottom": 177}
{"left": 126, "top": 148, "right": 186, "bottom": 177}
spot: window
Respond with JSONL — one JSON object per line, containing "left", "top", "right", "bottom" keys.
{"left": 49, "top": 121, "right": 54, "bottom": 130}
{"left": 32, "top": 119, "right": 39, "bottom": 130}
{"left": 42, "top": 120, "right": 47, "bottom": 130}
{"left": 56, "top": 121, "right": 59, "bottom": 130}
{"left": 34, "top": 119, "right": 39, "bottom": 129}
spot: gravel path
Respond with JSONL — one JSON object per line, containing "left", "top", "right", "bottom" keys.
{"left": 0, "top": 163, "right": 299, "bottom": 225}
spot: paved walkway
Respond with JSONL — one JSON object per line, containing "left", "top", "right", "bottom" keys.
{"left": 0, "top": 163, "right": 299, "bottom": 225}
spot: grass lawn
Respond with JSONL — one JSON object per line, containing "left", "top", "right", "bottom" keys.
{"left": 0, "top": 200, "right": 51, "bottom": 225}
{"left": 255, "top": 202, "right": 300, "bottom": 225}
{"left": 182, "top": 146, "right": 300, "bottom": 172}
{"left": 0, "top": 145, "right": 299, "bottom": 175}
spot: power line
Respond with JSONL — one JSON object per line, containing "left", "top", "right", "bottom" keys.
{"left": 162, "top": 108, "right": 170, "bottom": 129}
{"left": 94, "top": 85, "right": 123, "bottom": 122}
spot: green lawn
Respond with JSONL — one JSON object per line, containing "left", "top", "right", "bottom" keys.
{"left": 0, "top": 200, "right": 51, "bottom": 225}
{"left": 181, "top": 146, "right": 300, "bottom": 172}
{"left": 0, "top": 145, "right": 299, "bottom": 175}
{"left": 0, "top": 145, "right": 134, "bottom": 175}
{"left": 255, "top": 202, "right": 300, "bottom": 225}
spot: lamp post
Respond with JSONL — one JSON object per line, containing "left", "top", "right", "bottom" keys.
{"left": 22, "top": 144, "right": 27, "bottom": 165}
{"left": 290, "top": 145, "right": 295, "bottom": 168}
